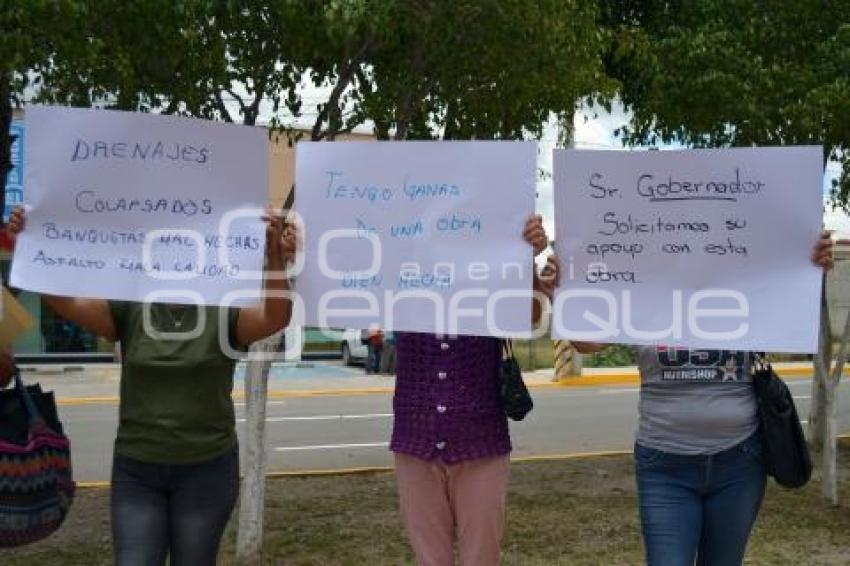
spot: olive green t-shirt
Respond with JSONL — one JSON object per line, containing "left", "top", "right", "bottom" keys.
{"left": 109, "top": 301, "right": 241, "bottom": 464}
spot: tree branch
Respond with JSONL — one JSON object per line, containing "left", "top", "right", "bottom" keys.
{"left": 311, "top": 41, "right": 372, "bottom": 141}
{"left": 443, "top": 99, "right": 458, "bottom": 140}
{"left": 354, "top": 67, "right": 390, "bottom": 139}
{"left": 394, "top": 43, "right": 428, "bottom": 141}
{"left": 225, "top": 87, "right": 249, "bottom": 122}
{"left": 213, "top": 91, "right": 234, "bottom": 123}
{"left": 163, "top": 98, "right": 180, "bottom": 115}
{"left": 244, "top": 78, "right": 267, "bottom": 126}
{"left": 327, "top": 120, "right": 359, "bottom": 140}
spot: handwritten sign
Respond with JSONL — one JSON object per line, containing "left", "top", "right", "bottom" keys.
{"left": 552, "top": 147, "right": 824, "bottom": 353}
{"left": 295, "top": 141, "right": 536, "bottom": 336}
{"left": 10, "top": 106, "right": 267, "bottom": 306}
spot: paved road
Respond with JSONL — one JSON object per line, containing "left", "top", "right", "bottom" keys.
{"left": 27, "top": 360, "right": 393, "bottom": 400}
{"left": 60, "top": 378, "right": 850, "bottom": 482}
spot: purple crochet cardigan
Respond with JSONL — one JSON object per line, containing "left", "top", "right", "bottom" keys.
{"left": 390, "top": 332, "right": 511, "bottom": 464}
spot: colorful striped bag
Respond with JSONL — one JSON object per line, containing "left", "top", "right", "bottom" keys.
{"left": 0, "top": 370, "right": 75, "bottom": 547}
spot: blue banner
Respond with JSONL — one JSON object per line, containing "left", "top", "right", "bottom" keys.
{"left": 4, "top": 120, "right": 24, "bottom": 222}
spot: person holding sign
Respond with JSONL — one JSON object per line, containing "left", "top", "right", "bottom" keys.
{"left": 7, "top": 206, "right": 297, "bottom": 566}
{"left": 391, "top": 214, "right": 555, "bottom": 566}
{"left": 572, "top": 233, "right": 833, "bottom": 566}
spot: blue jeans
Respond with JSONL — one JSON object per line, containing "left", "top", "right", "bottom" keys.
{"left": 635, "top": 433, "right": 766, "bottom": 566}
{"left": 110, "top": 446, "right": 239, "bottom": 566}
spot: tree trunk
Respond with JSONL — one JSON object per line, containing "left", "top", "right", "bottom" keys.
{"left": 809, "top": 363, "right": 827, "bottom": 446}
{"left": 553, "top": 339, "right": 582, "bottom": 380}
{"left": 551, "top": 111, "right": 578, "bottom": 380}
{"left": 822, "top": 307, "right": 850, "bottom": 504}
{"left": 235, "top": 334, "right": 279, "bottom": 565}
{"left": 235, "top": 181, "right": 294, "bottom": 563}
{"left": 822, "top": 379, "right": 839, "bottom": 504}
{"left": 810, "top": 278, "right": 831, "bottom": 448}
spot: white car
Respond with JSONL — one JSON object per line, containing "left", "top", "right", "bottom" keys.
{"left": 340, "top": 329, "right": 368, "bottom": 366}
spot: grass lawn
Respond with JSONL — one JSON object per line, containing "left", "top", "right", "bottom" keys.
{"left": 4, "top": 440, "right": 850, "bottom": 565}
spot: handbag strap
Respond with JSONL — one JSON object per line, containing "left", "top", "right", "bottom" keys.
{"left": 501, "top": 339, "right": 514, "bottom": 360}
{"left": 750, "top": 351, "right": 769, "bottom": 372}
{"left": 13, "top": 367, "right": 44, "bottom": 425}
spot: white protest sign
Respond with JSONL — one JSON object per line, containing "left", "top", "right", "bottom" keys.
{"left": 10, "top": 106, "right": 267, "bottom": 306}
{"left": 295, "top": 141, "right": 536, "bottom": 336}
{"left": 552, "top": 147, "right": 824, "bottom": 353}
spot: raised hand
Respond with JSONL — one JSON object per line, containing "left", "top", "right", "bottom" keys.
{"left": 6, "top": 206, "right": 25, "bottom": 243}
{"left": 281, "top": 217, "right": 298, "bottom": 266}
{"left": 812, "top": 230, "right": 834, "bottom": 271}
{"left": 522, "top": 214, "right": 548, "bottom": 256}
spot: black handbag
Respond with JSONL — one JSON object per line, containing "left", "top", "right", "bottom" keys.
{"left": 498, "top": 340, "right": 533, "bottom": 421}
{"left": 751, "top": 355, "right": 812, "bottom": 488}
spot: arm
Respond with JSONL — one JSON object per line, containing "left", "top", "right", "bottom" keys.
{"left": 5, "top": 207, "right": 117, "bottom": 340}
{"left": 533, "top": 253, "right": 601, "bottom": 355}
{"left": 523, "top": 214, "right": 549, "bottom": 325}
{"left": 531, "top": 278, "right": 543, "bottom": 325}
{"left": 43, "top": 296, "right": 117, "bottom": 341}
{"left": 532, "top": 255, "right": 559, "bottom": 325}
{"left": 0, "top": 350, "right": 14, "bottom": 388}
{"left": 812, "top": 230, "right": 834, "bottom": 270}
{"left": 235, "top": 211, "right": 296, "bottom": 346}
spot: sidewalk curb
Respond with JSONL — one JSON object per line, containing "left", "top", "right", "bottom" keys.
{"left": 546, "top": 365, "right": 836, "bottom": 388}
{"left": 56, "top": 365, "right": 839, "bottom": 406}
{"left": 73, "top": 440, "right": 850, "bottom": 490}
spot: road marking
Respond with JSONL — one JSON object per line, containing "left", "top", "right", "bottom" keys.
{"left": 275, "top": 442, "right": 389, "bottom": 452}
{"left": 793, "top": 395, "right": 812, "bottom": 400}
{"left": 599, "top": 387, "right": 639, "bottom": 394}
{"left": 56, "top": 372, "right": 834, "bottom": 406}
{"left": 237, "top": 413, "right": 392, "bottom": 423}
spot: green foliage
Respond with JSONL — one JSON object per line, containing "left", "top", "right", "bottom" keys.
{"left": 606, "top": 0, "right": 850, "bottom": 207}
{"left": 356, "top": 1, "right": 614, "bottom": 141}
{"left": 583, "top": 344, "right": 637, "bottom": 368}
{"left": 24, "top": 1, "right": 312, "bottom": 125}
{"left": 0, "top": 0, "right": 84, "bottom": 86}
{"left": 4, "top": 1, "right": 614, "bottom": 140}
{"left": 0, "top": 0, "right": 91, "bottom": 203}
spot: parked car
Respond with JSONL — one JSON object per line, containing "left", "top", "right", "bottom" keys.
{"left": 340, "top": 329, "right": 368, "bottom": 366}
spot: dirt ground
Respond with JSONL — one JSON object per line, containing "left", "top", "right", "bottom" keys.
{"left": 4, "top": 440, "right": 850, "bottom": 565}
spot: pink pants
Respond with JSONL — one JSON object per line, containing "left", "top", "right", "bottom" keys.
{"left": 394, "top": 452, "right": 511, "bottom": 566}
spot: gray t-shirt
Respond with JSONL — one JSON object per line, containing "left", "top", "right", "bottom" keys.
{"left": 636, "top": 346, "right": 758, "bottom": 455}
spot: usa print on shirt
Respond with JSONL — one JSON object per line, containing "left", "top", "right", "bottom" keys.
{"left": 655, "top": 347, "right": 750, "bottom": 383}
